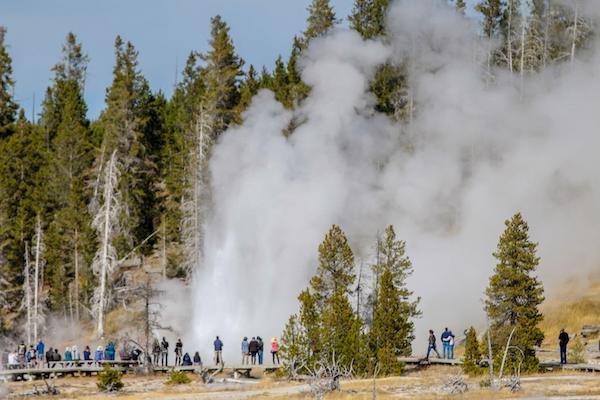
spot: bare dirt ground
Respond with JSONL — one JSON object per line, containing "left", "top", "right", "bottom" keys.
{"left": 2, "top": 366, "right": 599, "bottom": 400}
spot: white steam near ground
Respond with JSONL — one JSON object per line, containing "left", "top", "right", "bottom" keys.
{"left": 179, "top": 0, "right": 600, "bottom": 361}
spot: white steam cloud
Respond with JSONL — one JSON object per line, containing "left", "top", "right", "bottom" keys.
{"left": 188, "top": 0, "right": 600, "bottom": 360}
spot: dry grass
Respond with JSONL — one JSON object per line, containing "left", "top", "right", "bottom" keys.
{"left": 539, "top": 272, "right": 600, "bottom": 347}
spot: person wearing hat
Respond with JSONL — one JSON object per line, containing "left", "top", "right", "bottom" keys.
{"left": 271, "top": 338, "right": 280, "bottom": 365}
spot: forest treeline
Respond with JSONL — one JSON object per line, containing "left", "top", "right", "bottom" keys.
{"left": 0, "top": 0, "right": 593, "bottom": 342}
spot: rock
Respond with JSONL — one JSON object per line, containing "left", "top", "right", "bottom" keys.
{"left": 581, "top": 325, "right": 600, "bottom": 338}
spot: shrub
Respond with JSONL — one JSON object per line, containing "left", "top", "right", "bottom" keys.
{"left": 165, "top": 370, "right": 192, "bottom": 385}
{"left": 462, "top": 327, "right": 484, "bottom": 377}
{"left": 97, "top": 366, "right": 124, "bottom": 392}
{"left": 570, "top": 337, "right": 586, "bottom": 364}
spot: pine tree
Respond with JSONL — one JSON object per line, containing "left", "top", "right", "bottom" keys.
{"left": 309, "top": 224, "right": 355, "bottom": 304}
{"left": 0, "top": 112, "right": 51, "bottom": 326}
{"left": 369, "top": 226, "right": 419, "bottom": 374}
{"left": 0, "top": 27, "right": 17, "bottom": 138}
{"left": 485, "top": 213, "right": 545, "bottom": 373}
{"left": 476, "top": 0, "right": 505, "bottom": 39}
{"left": 369, "top": 269, "right": 409, "bottom": 374}
{"left": 201, "top": 15, "right": 244, "bottom": 133}
{"left": 304, "top": 0, "right": 339, "bottom": 44}
{"left": 237, "top": 65, "right": 260, "bottom": 113}
{"left": 454, "top": 0, "right": 467, "bottom": 15}
{"left": 96, "top": 36, "right": 158, "bottom": 255}
{"left": 320, "top": 287, "right": 362, "bottom": 368}
{"left": 349, "top": 0, "right": 390, "bottom": 39}
{"left": 40, "top": 32, "right": 89, "bottom": 144}
{"left": 282, "top": 225, "right": 365, "bottom": 372}
{"left": 41, "top": 33, "right": 96, "bottom": 315}
{"left": 462, "top": 326, "right": 483, "bottom": 376}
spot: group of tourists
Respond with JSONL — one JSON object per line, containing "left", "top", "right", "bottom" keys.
{"left": 151, "top": 337, "right": 201, "bottom": 367}
{"left": 425, "top": 328, "right": 456, "bottom": 361}
{"left": 3, "top": 327, "right": 578, "bottom": 370}
{"left": 4, "top": 340, "right": 122, "bottom": 369}
{"left": 239, "top": 336, "right": 278, "bottom": 365}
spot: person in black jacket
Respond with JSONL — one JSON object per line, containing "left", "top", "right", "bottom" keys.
{"left": 193, "top": 351, "right": 202, "bottom": 366}
{"left": 161, "top": 337, "right": 169, "bottom": 366}
{"left": 559, "top": 328, "right": 570, "bottom": 364}
{"left": 249, "top": 337, "right": 259, "bottom": 365}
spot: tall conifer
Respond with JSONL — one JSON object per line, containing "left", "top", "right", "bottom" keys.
{"left": 485, "top": 213, "right": 544, "bottom": 373}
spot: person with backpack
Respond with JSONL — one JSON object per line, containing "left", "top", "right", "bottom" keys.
{"left": 257, "top": 336, "right": 264, "bottom": 365}
{"left": 175, "top": 338, "right": 183, "bottom": 366}
{"left": 426, "top": 330, "right": 441, "bottom": 361}
{"left": 161, "top": 337, "right": 169, "bottom": 366}
{"left": 249, "top": 337, "right": 259, "bottom": 365}
{"left": 213, "top": 336, "right": 223, "bottom": 366}
{"left": 271, "top": 338, "right": 280, "bottom": 365}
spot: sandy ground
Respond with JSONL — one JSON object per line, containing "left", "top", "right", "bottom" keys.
{"left": 2, "top": 366, "right": 599, "bottom": 399}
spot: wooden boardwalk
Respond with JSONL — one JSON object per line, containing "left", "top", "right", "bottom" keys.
{"left": 1, "top": 358, "right": 597, "bottom": 381}
{"left": 0, "top": 363, "right": 281, "bottom": 381}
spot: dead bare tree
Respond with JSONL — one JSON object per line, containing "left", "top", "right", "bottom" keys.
{"left": 180, "top": 104, "right": 214, "bottom": 277}
{"left": 113, "top": 271, "right": 171, "bottom": 372}
{"left": 32, "top": 215, "right": 46, "bottom": 342}
{"left": 300, "top": 352, "right": 354, "bottom": 400}
{"left": 22, "top": 242, "right": 33, "bottom": 345}
{"left": 90, "top": 150, "right": 121, "bottom": 338}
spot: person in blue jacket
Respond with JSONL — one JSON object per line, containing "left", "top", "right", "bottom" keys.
{"left": 213, "top": 336, "right": 223, "bottom": 366}
{"left": 36, "top": 340, "right": 45, "bottom": 364}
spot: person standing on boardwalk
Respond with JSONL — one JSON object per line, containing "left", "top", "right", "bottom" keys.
{"left": 213, "top": 336, "right": 223, "bottom": 366}
{"left": 271, "top": 338, "right": 280, "bottom": 365}
{"left": 241, "top": 337, "right": 250, "bottom": 365}
{"left": 161, "top": 337, "right": 169, "bottom": 366}
{"left": 36, "top": 340, "right": 45, "bottom": 366}
{"left": 249, "top": 337, "right": 259, "bottom": 365}
{"left": 559, "top": 328, "right": 570, "bottom": 364}
{"left": 152, "top": 338, "right": 161, "bottom": 365}
{"left": 175, "top": 338, "right": 183, "bottom": 366}
{"left": 426, "top": 330, "right": 441, "bottom": 361}
{"left": 257, "top": 336, "right": 264, "bottom": 365}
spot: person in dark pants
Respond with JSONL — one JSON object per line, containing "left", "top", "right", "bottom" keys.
{"left": 161, "top": 337, "right": 169, "bottom": 366}
{"left": 175, "top": 338, "right": 183, "bottom": 366}
{"left": 257, "top": 337, "right": 264, "bottom": 365}
{"left": 559, "top": 328, "right": 570, "bottom": 364}
{"left": 249, "top": 337, "right": 259, "bottom": 365}
{"left": 426, "top": 329, "right": 441, "bottom": 361}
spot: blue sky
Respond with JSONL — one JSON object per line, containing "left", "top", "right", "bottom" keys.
{"left": 2, "top": 0, "right": 476, "bottom": 119}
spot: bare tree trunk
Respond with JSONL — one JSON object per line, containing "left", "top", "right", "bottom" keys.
{"left": 507, "top": 0, "right": 514, "bottom": 73}
{"left": 498, "top": 327, "right": 517, "bottom": 380}
{"left": 486, "top": 317, "right": 495, "bottom": 389}
{"left": 95, "top": 150, "right": 119, "bottom": 338}
{"left": 24, "top": 242, "right": 32, "bottom": 345}
{"left": 161, "top": 221, "right": 167, "bottom": 279}
{"left": 74, "top": 229, "right": 80, "bottom": 322}
{"left": 519, "top": 21, "right": 526, "bottom": 97}
{"left": 542, "top": 3, "right": 550, "bottom": 69}
{"left": 570, "top": 1, "right": 579, "bottom": 64}
{"left": 68, "top": 284, "right": 74, "bottom": 325}
{"left": 33, "top": 216, "right": 42, "bottom": 342}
